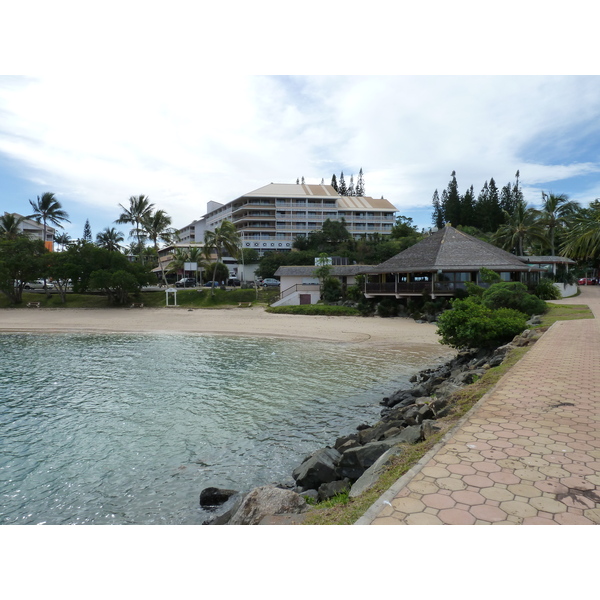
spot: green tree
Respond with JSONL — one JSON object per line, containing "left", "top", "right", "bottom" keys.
{"left": 96, "top": 227, "right": 125, "bottom": 252}
{"left": 203, "top": 220, "right": 240, "bottom": 294}
{"left": 441, "top": 171, "right": 461, "bottom": 226}
{"left": 115, "top": 194, "right": 155, "bottom": 256}
{"left": 0, "top": 236, "right": 48, "bottom": 303}
{"left": 54, "top": 232, "right": 72, "bottom": 251}
{"left": 331, "top": 174, "right": 338, "bottom": 192}
{"left": 561, "top": 199, "right": 600, "bottom": 260}
{"left": 27, "top": 192, "right": 71, "bottom": 244}
{"left": 0, "top": 213, "right": 25, "bottom": 240}
{"left": 141, "top": 209, "right": 176, "bottom": 285}
{"left": 338, "top": 172, "right": 347, "bottom": 196}
{"left": 355, "top": 168, "right": 365, "bottom": 196}
{"left": 83, "top": 219, "right": 92, "bottom": 242}
{"left": 537, "top": 192, "right": 579, "bottom": 256}
{"left": 431, "top": 189, "right": 444, "bottom": 228}
{"left": 493, "top": 200, "right": 547, "bottom": 255}
{"left": 460, "top": 185, "right": 476, "bottom": 227}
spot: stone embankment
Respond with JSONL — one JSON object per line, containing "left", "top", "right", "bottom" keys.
{"left": 201, "top": 324, "right": 542, "bottom": 525}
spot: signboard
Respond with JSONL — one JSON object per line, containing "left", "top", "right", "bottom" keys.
{"left": 184, "top": 262, "right": 197, "bottom": 272}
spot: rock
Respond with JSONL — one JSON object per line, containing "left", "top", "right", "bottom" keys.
{"left": 337, "top": 440, "right": 398, "bottom": 480}
{"left": 317, "top": 479, "right": 351, "bottom": 502}
{"left": 395, "top": 424, "right": 423, "bottom": 444}
{"left": 202, "top": 494, "right": 245, "bottom": 525}
{"left": 299, "top": 489, "right": 319, "bottom": 502}
{"left": 228, "top": 486, "right": 308, "bottom": 525}
{"left": 292, "top": 447, "right": 341, "bottom": 490}
{"left": 334, "top": 433, "right": 358, "bottom": 449}
{"left": 422, "top": 419, "right": 441, "bottom": 440}
{"left": 349, "top": 447, "right": 404, "bottom": 498}
{"left": 199, "top": 487, "right": 239, "bottom": 508}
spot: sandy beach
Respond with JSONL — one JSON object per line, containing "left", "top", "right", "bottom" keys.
{"left": 0, "top": 306, "right": 453, "bottom": 356}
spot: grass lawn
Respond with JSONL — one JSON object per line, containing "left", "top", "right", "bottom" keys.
{"left": 1, "top": 287, "right": 280, "bottom": 309}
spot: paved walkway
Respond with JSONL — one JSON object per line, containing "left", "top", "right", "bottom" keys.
{"left": 358, "top": 285, "right": 600, "bottom": 525}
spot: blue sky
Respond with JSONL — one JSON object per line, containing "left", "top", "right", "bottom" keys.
{"left": 1, "top": 75, "right": 599, "bottom": 242}
{"left": 1, "top": 4, "right": 599, "bottom": 245}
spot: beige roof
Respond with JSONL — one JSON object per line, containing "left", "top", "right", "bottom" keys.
{"left": 243, "top": 183, "right": 338, "bottom": 198}
{"left": 337, "top": 196, "right": 396, "bottom": 211}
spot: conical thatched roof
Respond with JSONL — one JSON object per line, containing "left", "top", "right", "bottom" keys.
{"left": 367, "top": 226, "right": 534, "bottom": 274}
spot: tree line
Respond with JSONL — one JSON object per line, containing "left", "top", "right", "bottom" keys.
{"left": 430, "top": 170, "right": 600, "bottom": 264}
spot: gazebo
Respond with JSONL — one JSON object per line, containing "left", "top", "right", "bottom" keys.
{"left": 363, "top": 225, "right": 544, "bottom": 299}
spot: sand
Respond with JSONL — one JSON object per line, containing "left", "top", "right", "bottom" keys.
{"left": 0, "top": 306, "right": 454, "bottom": 357}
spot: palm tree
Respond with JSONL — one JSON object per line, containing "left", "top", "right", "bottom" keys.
{"left": 538, "top": 192, "right": 579, "bottom": 256}
{"left": 27, "top": 192, "right": 71, "bottom": 244}
{"left": 203, "top": 220, "right": 240, "bottom": 295}
{"left": 141, "top": 209, "right": 176, "bottom": 285}
{"left": 115, "top": 195, "right": 155, "bottom": 258}
{"left": 96, "top": 227, "right": 125, "bottom": 252}
{"left": 561, "top": 199, "right": 600, "bottom": 259}
{"left": 493, "top": 200, "right": 548, "bottom": 256}
{"left": 0, "top": 213, "right": 25, "bottom": 240}
{"left": 54, "top": 232, "right": 72, "bottom": 251}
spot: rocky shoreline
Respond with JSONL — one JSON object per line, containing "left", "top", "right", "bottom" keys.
{"left": 200, "top": 325, "right": 542, "bottom": 525}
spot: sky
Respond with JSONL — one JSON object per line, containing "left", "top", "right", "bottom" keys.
{"left": 1, "top": 3, "right": 599, "bottom": 245}
{"left": 2, "top": 74, "right": 599, "bottom": 243}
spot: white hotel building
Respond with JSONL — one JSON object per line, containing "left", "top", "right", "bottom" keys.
{"left": 177, "top": 182, "right": 398, "bottom": 255}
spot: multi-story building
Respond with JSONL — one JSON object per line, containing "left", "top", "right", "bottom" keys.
{"left": 5, "top": 212, "right": 56, "bottom": 251}
{"left": 177, "top": 183, "right": 397, "bottom": 256}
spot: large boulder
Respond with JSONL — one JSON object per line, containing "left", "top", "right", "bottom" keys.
{"left": 199, "top": 487, "right": 239, "bottom": 508}
{"left": 349, "top": 447, "right": 404, "bottom": 498}
{"left": 317, "top": 479, "right": 351, "bottom": 502}
{"left": 228, "top": 486, "right": 308, "bottom": 525}
{"left": 337, "top": 440, "right": 398, "bottom": 480}
{"left": 292, "top": 447, "right": 341, "bottom": 490}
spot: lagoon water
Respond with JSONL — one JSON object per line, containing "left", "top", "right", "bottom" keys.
{"left": 0, "top": 332, "right": 445, "bottom": 524}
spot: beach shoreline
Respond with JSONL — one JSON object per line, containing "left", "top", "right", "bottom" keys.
{"left": 0, "top": 306, "right": 454, "bottom": 355}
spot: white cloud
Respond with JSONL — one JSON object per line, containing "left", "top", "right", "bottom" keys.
{"left": 1, "top": 75, "right": 599, "bottom": 235}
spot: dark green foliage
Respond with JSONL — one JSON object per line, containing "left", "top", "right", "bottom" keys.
{"left": 479, "top": 267, "right": 501, "bottom": 284}
{"left": 482, "top": 281, "right": 547, "bottom": 316}
{"left": 432, "top": 190, "right": 444, "bottom": 228}
{"left": 0, "top": 236, "right": 48, "bottom": 303}
{"left": 83, "top": 219, "right": 92, "bottom": 242}
{"left": 376, "top": 297, "right": 401, "bottom": 318}
{"left": 322, "top": 277, "right": 342, "bottom": 302}
{"left": 436, "top": 296, "right": 528, "bottom": 349}
{"left": 534, "top": 278, "right": 562, "bottom": 300}
{"left": 267, "top": 304, "right": 360, "bottom": 316}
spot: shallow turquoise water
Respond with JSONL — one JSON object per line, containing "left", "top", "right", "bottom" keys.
{"left": 0, "top": 333, "right": 446, "bottom": 524}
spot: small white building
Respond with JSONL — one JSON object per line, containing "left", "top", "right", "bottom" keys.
{"left": 272, "top": 264, "right": 372, "bottom": 306}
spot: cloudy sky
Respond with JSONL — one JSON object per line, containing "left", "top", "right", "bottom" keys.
{"left": 1, "top": 5, "right": 599, "bottom": 244}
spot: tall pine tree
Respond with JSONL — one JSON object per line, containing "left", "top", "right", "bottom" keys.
{"left": 348, "top": 174, "right": 355, "bottom": 196}
{"left": 83, "top": 219, "right": 92, "bottom": 242}
{"left": 355, "top": 168, "right": 365, "bottom": 196}
{"left": 432, "top": 189, "right": 444, "bottom": 228}
{"left": 441, "top": 171, "right": 461, "bottom": 226}
{"left": 338, "top": 172, "right": 348, "bottom": 195}
{"left": 331, "top": 174, "right": 338, "bottom": 192}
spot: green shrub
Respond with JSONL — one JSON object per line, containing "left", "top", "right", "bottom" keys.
{"left": 376, "top": 297, "right": 401, "bottom": 318}
{"left": 266, "top": 304, "right": 360, "bottom": 316}
{"left": 534, "top": 278, "right": 561, "bottom": 300}
{"left": 436, "top": 296, "right": 528, "bottom": 349}
{"left": 322, "top": 277, "right": 342, "bottom": 302}
{"left": 482, "top": 282, "right": 547, "bottom": 316}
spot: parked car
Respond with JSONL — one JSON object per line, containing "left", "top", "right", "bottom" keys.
{"left": 175, "top": 278, "right": 197, "bottom": 288}
{"left": 24, "top": 279, "right": 54, "bottom": 290}
{"left": 203, "top": 281, "right": 219, "bottom": 287}
{"left": 262, "top": 278, "right": 280, "bottom": 287}
{"left": 227, "top": 277, "right": 241, "bottom": 287}
{"left": 578, "top": 278, "right": 597, "bottom": 285}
